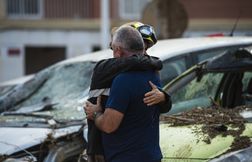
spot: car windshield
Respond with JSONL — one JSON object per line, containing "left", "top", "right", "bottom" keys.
{"left": 168, "top": 72, "right": 224, "bottom": 114}
{"left": 0, "top": 61, "right": 96, "bottom": 123}
{"left": 168, "top": 71, "right": 252, "bottom": 116}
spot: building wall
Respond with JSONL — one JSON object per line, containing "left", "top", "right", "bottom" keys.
{"left": 179, "top": 0, "right": 252, "bottom": 36}
{"left": 6, "top": 0, "right": 246, "bottom": 82}
{"left": 0, "top": 0, "right": 5, "bottom": 19}
{"left": 0, "top": 45, "right": 24, "bottom": 83}
{"left": 0, "top": 30, "right": 100, "bottom": 82}
{"left": 179, "top": 0, "right": 252, "bottom": 19}
{"left": 44, "top": 0, "right": 100, "bottom": 19}
{"left": 142, "top": 0, "right": 252, "bottom": 38}
{"left": 0, "top": 0, "right": 151, "bottom": 82}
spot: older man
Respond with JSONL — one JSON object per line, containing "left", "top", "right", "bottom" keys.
{"left": 85, "top": 26, "right": 163, "bottom": 162}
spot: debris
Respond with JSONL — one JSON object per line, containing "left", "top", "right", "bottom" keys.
{"left": 160, "top": 106, "right": 252, "bottom": 153}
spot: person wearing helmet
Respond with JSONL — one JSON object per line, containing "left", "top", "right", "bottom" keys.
{"left": 112, "top": 21, "right": 157, "bottom": 51}
{"left": 130, "top": 22, "right": 157, "bottom": 50}
{"left": 110, "top": 22, "right": 167, "bottom": 107}
{"left": 81, "top": 23, "right": 171, "bottom": 162}
{"left": 129, "top": 22, "right": 170, "bottom": 107}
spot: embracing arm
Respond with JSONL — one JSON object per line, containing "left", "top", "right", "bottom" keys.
{"left": 84, "top": 97, "right": 124, "bottom": 133}
{"left": 95, "top": 108, "right": 124, "bottom": 133}
{"left": 157, "top": 89, "right": 172, "bottom": 113}
{"left": 143, "top": 81, "right": 172, "bottom": 113}
{"left": 90, "top": 55, "right": 162, "bottom": 90}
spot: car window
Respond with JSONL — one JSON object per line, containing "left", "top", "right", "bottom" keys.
{"left": 242, "top": 72, "right": 252, "bottom": 92}
{"left": 197, "top": 48, "right": 227, "bottom": 62}
{"left": 160, "top": 57, "right": 187, "bottom": 85}
{"left": 168, "top": 72, "right": 224, "bottom": 114}
{"left": 197, "top": 46, "right": 252, "bottom": 63}
{"left": 242, "top": 72, "right": 252, "bottom": 105}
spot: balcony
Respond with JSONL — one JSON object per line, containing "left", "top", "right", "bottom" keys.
{"left": 0, "top": 0, "right": 151, "bottom": 30}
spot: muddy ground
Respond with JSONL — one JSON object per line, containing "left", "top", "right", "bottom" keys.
{"left": 160, "top": 106, "right": 252, "bottom": 154}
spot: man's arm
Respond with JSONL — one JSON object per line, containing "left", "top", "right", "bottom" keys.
{"left": 86, "top": 73, "right": 132, "bottom": 133}
{"left": 95, "top": 108, "right": 124, "bottom": 133}
{"left": 90, "top": 55, "right": 162, "bottom": 90}
{"left": 85, "top": 98, "right": 124, "bottom": 133}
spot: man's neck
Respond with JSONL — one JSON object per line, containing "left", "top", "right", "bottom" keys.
{"left": 120, "top": 50, "right": 144, "bottom": 58}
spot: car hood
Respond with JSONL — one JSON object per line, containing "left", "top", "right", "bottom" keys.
{"left": 160, "top": 123, "right": 252, "bottom": 161}
{"left": 0, "top": 125, "right": 81, "bottom": 155}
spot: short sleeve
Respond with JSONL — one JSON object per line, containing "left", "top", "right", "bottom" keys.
{"left": 106, "top": 74, "right": 131, "bottom": 114}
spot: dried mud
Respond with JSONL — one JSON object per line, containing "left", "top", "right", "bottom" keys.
{"left": 160, "top": 106, "right": 252, "bottom": 153}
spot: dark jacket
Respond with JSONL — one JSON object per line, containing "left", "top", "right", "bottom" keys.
{"left": 87, "top": 54, "right": 171, "bottom": 155}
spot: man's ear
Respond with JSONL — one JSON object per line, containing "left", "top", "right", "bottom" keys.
{"left": 113, "top": 48, "right": 121, "bottom": 58}
{"left": 114, "top": 47, "right": 124, "bottom": 58}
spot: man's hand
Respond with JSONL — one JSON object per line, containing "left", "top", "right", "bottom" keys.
{"left": 84, "top": 96, "right": 102, "bottom": 120}
{"left": 143, "top": 81, "right": 165, "bottom": 106}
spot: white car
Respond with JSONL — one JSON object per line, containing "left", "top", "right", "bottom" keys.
{"left": 1, "top": 37, "right": 252, "bottom": 162}
{"left": 160, "top": 48, "right": 252, "bottom": 161}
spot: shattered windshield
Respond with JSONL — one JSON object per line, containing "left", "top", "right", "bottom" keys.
{"left": 169, "top": 72, "right": 224, "bottom": 114}
{"left": 0, "top": 61, "right": 96, "bottom": 123}
{"left": 168, "top": 70, "right": 252, "bottom": 116}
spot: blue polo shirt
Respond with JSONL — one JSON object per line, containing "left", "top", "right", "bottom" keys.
{"left": 103, "top": 71, "right": 162, "bottom": 162}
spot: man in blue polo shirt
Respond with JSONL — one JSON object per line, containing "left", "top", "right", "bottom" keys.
{"left": 85, "top": 26, "right": 162, "bottom": 162}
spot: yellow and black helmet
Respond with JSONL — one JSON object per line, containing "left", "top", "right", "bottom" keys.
{"left": 130, "top": 22, "right": 157, "bottom": 48}
{"left": 111, "top": 22, "right": 157, "bottom": 49}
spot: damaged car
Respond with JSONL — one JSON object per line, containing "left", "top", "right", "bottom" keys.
{"left": 160, "top": 48, "right": 252, "bottom": 161}
{"left": 0, "top": 58, "right": 95, "bottom": 162}
{"left": 0, "top": 37, "right": 252, "bottom": 162}
{"left": 0, "top": 50, "right": 112, "bottom": 161}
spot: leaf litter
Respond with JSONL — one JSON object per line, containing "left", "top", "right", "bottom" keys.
{"left": 160, "top": 105, "right": 252, "bottom": 154}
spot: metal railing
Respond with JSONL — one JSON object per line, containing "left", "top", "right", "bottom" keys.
{"left": 6, "top": 0, "right": 43, "bottom": 19}
{"left": 6, "top": 0, "right": 99, "bottom": 19}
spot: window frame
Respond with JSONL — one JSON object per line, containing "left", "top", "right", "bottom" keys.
{"left": 193, "top": 45, "right": 252, "bottom": 64}
{"left": 118, "top": 0, "right": 150, "bottom": 19}
{"left": 6, "top": 0, "right": 43, "bottom": 19}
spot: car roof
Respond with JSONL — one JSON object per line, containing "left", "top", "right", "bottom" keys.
{"left": 60, "top": 36, "right": 252, "bottom": 65}
{"left": 148, "top": 36, "right": 252, "bottom": 60}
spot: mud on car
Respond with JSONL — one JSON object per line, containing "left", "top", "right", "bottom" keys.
{"left": 160, "top": 48, "right": 252, "bottom": 161}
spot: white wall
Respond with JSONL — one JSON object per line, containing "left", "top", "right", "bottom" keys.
{"left": 0, "top": 29, "right": 101, "bottom": 82}
{"left": 0, "top": 45, "right": 24, "bottom": 82}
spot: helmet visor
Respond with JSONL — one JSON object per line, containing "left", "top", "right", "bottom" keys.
{"left": 139, "top": 25, "right": 154, "bottom": 37}
{"left": 138, "top": 25, "right": 157, "bottom": 45}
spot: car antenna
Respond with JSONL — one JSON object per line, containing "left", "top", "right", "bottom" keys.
{"left": 230, "top": 10, "right": 241, "bottom": 36}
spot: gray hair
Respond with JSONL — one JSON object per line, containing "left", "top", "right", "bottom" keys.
{"left": 112, "top": 26, "right": 144, "bottom": 54}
